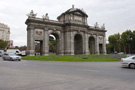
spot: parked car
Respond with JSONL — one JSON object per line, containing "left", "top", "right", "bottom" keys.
{"left": 121, "top": 55, "right": 135, "bottom": 69}
{"left": 3, "top": 53, "right": 21, "bottom": 61}
{"left": 0, "top": 50, "right": 4, "bottom": 57}
{"left": 110, "top": 52, "right": 117, "bottom": 54}
{"left": 117, "top": 52, "right": 124, "bottom": 54}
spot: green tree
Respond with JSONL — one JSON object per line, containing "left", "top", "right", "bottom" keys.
{"left": 108, "top": 35, "right": 116, "bottom": 52}
{"left": 130, "top": 30, "right": 135, "bottom": 52}
{"left": 0, "top": 39, "right": 8, "bottom": 49}
{"left": 107, "top": 30, "right": 135, "bottom": 54}
{"left": 121, "top": 30, "right": 132, "bottom": 54}
{"left": 19, "top": 46, "right": 27, "bottom": 51}
{"left": 108, "top": 33, "right": 120, "bottom": 52}
{"left": 115, "top": 33, "right": 121, "bottom": 52}
{"left": 106, "top": 43, "right": 113, "bottom": 54}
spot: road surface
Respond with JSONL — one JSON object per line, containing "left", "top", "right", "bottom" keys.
{"left": 0, "top": 57, "right": 135, "bottom": 90}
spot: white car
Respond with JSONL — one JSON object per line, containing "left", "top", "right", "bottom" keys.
{"left": 117, "top": 52, "right": 124, "bottom": 54}
{"left": 3, "top": 53, "right": 21, "bottom": 61}
{"left": 7, "top": 49, "right": 22, "bottom": 56}
{"left": 121, "top": 55, "right": 135, "bottom": 69}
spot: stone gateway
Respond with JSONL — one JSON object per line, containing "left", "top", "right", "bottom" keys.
{"left": 25, "top": 6, "right": 107, "bottom": 56}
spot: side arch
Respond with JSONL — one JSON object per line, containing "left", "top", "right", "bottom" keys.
{"left": 89, "top": 36, "right": 96, "bottom": 54}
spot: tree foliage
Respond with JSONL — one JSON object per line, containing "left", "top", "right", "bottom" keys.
{"left": 108, "top": 33, "right": 121, "bottom": 52}
{"left": 107, "top": 30, "right": 135, "bottom": 54}
{"left": 19, "top": 46, "right": 27, "bottom": 51}
{"left": 0, "top": 39, "right": 8, "bottom": 49}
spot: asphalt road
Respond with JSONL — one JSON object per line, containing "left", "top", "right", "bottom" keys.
{"left": 0, "top": 57, "right": 135, "bottom": 90}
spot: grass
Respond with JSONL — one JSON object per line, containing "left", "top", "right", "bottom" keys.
{"left": 22, "top": 54, "right": 126, "bottom": 62}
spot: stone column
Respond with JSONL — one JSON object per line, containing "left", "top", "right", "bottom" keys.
{"left": 84, "top": 32, "right": 89, "bottom": 55}
{"left": 103, "top": 36, "right": 107, "bottom": 54}
{"left": 60, "top": 31, "right": 64, "bottom": 55}
{"left": 42, "top": 28, "right": 49, "bottom": 56}
{"left": 27, "top": 25, "right": 35, "bottom": 56}
{"left": 70, "top": 31, "right": 74, "bottom": 55}
{"left": 64, "top": 31, "right": 69, "bottom": 55}
{"left": 95, "top": 35, "right": 99, "bottom": 55}
{"left": 56, "top": 38, "right": 59, "bottom": 55}
{"left": 64, "top": 31, "right": 74, "bottom": 55}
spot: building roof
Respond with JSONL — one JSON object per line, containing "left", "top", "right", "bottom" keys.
{"left": 0, "top": 23, "right": 10, "bottom": 30}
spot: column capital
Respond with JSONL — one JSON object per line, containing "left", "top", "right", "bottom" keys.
{"left": 44, "top": 27, "right": 48, "bottom": 31}
{"left": 103, "top": 34, "right": 106, "bottom": 37}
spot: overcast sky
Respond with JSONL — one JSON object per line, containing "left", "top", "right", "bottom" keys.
{"left": 0, "top": 0, "right": 135, "bottom": 46}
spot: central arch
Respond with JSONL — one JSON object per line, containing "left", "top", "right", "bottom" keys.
{"left": 74, "top": 34, "right": 83, "bottom": 54}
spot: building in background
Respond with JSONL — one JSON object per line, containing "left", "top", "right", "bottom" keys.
{"left": 0, "top": 23, "right": 10, "bottom": 41}
{"left": 0, "top": 23, "right": 13, "bottom": 48}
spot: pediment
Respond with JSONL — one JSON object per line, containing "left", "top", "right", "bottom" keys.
{"left": 57, "top": 8, "right": 88, "bottom": 20}
{"left": 72, "top": 10, "right": 88, "bottom": 17}
{"left": 74, "top": 12, "right": 83, "bottom": 15}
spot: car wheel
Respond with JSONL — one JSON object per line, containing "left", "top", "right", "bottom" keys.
{"left": 3, "top": 57, "right": 6, "bottom": 60}
{"left": 10, "top": 58, "right": 13, "bottom": 61}
{"left": 129, "top": 64, "right": 135, "bottom": 69}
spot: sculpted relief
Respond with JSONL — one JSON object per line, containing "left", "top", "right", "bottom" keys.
{"left": 35, "top": 29, "right": 43, "bottom": 40}
{"left": 98, "top": 36, "right": 103, "bottom": 44}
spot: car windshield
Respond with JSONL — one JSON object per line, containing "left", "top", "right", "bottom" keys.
{"left": 9, "top": 54, "right": 18, "bottom": 56}
{"left": 125, "top": 55, "right": 135, "bottom": 59}
{"left": 126, "top": 55, "right": 132, "bottom": 57}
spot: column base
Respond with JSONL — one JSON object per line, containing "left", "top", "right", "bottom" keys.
{"left": 95, "top": 52, "right": 100, "bottom": 55}
{"left": 26, "top": 50, "right": 35, "bottom": 56}
{"left": 84, "top": 51, "right": 90, "bottom": 55}
{"left": 64, "top": 50, "right": 74, "bottom": 55}
{"left": 64, "top": 53, "right": 74, "bottom": 55}
{"left": 103, "top": 52, "right": 107, "bottom": 55}
{"left": 42, "top": 52, "right": 49, "bottom": 56}
{"left": 42, "top": 54, "right": 49, "bottom": 56}
{"left": 58, "top": 54, "right": 64, "bottom": 55}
